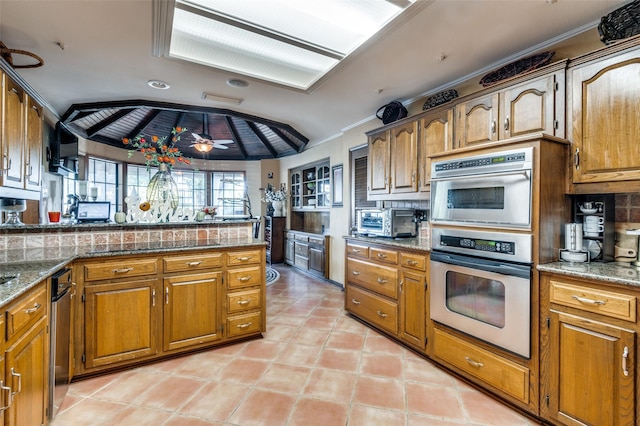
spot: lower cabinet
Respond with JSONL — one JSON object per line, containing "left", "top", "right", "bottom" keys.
{"left": 75, "top": 246, "right": 265, "bottom": 377}
{"left": 541, "top": 273, "right": 638, "bottom": 425}
{"left": 1, "top": 280, "right": 48, "bottom": 426}
{"left": 163, "top": 272, "right": 222, "bottom": 351}
{"left": 84, "top": 278, "right": 161, "bottom": 368}
{"left": 344, "top": 238, "right": 428, "bottom": 351}
{"left": 287, "top": 231, "right": 330, "bottom": 279}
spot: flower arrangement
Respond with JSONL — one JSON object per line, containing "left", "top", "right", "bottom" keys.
{"left": 123, "top": 127, "right": 192, "bottom": 169}
{"left": 201, "top": 206, "right": 217, "bottom": 216}
{"left": 262, "top": 184, "right": 288, "bottom": 202}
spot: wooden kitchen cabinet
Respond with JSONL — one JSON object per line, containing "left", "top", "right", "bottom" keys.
{"left": 569, "top": 44, "right": 640, "bottom": 187}
{"left": 265, "top": 216, "right": 285, "bottom": 264}
{"left": 284, "top": 232, "right": 295, "bottom": 265}
{"left": 2, "top": 280, "right": 48, "bottom": 426}
{"left": 367, "top": 129, "right": 390, "bottom": 197}
{"left": 540, "top": 273, "right": 638, "bottom": 425}
{"left": 225, "top": 249, "right": 265, "bottom": 339}
{"left": 455, "top": 71, "right": 562, "bottom": 149}
{"left": 24, "top": 97, "right": 43, "bottom": 192}
{"left": 389, "top": 120, "right": 419, "bottom": 194}
{"left": 345, "top": 238, "right": 429, "bottom": 352}
{"left": 418, "top": 108, "right": 453, "bottom": 192}
{"left": 83, "top": 277, "right": 161, "bottom": 368}
{"left": 286, "top": 230, "right": 330, "bottom": 279}
{"left": 1, "top": 74, "right": 25, "bottom": 190}
{"left": 163, "top": 272, "right": 222, "bottom": 351}
{"left": 290, "top": 159, "right": 331, "bottom": 211}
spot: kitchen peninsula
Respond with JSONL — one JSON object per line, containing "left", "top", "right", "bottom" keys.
{"left": 0, "top": 219, "right": 266, "bottom": 425}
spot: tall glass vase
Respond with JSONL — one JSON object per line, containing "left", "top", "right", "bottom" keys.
{"left": 147, "top": 163, "right": 179, "bottom": 210}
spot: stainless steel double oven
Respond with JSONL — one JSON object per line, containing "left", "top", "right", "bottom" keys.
{"left": 429, "top": 147, "right": 534, "bottom": 358}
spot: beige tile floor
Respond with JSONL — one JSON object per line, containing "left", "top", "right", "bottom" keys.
{"left": 52, "top": 264, "right": 541, "bottom": 426}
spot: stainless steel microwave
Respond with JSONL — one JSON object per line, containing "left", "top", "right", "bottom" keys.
{"left": 356, "top": 208, "right": 416, "bottom": 238}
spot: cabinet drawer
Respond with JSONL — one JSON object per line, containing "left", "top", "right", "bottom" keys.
{"left": 550, "top": 280, "right": 636, "bottom": 322}
{"left": 295, "top": 254, "right": 309, "bottom": 270}
{"left": 346, "top": 242, "right": 369, "bottom": 259}
{"left": 346, "top": 286, "right": 398, "bottom": 334}
{"left": 347, "top": 258, "right": 398, "bottom": 299}
{"left": 227, "top": 312, "right": 262, "bottom": 338}
{"left": 227, "top": 266, "right": 262, "bottom": 289}
{"left": 164, "top": 253, "right": 223, "bottom": 273}
{"left": 295, "top": 242, "right": 309, "bottom": 256}
{"left": 294, "top": 234, "right": 309, "bottom": 242}
{"left": 227, "top": 250, "right": 262, "bottom": 266}
{"left": 227, "top": 288, "right": 262, "bottom": 314}
{"left": 6, "top": 282, "right": 47, "bottom": 340}
{"left": 84, "top": 258, "right": 159, "bottom": 281}
{"left": 308, "top": 236, "right": 324, "bottom": 245}
{"left": 433, "top": 329, "right": 529, "bottom": 404}
{"left": 370, "top": 247, "right": 398, "bottom": 264}
{"left": 399, "top": 252, "right": 427, "bottom": 271}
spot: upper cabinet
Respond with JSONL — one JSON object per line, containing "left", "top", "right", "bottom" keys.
{"left": 367, "top": 129, "right": 390, "bottom": 197}
{"left": 290, "top": 159, "right": 331, "bottom": 211}
{"left": 0, "top": 72, "right": 43, "bottom": 194}
{"left": 390, "top": 120, "right": 418, "bottom": 194}
{"left": 569, "top": 44, "right": 640, "bottom": 187}
{"left": 454, "top": 71, "right": 564, "bottom": 149}
{"left": 418, "top": 108, "right": 453, "bottom": 192}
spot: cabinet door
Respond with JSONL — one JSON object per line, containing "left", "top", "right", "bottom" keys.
{"left": 284, "top": 238, "right": 295, "bottom": 265}
{"left": 390, "top": 121, "right": 418, "bottom": 194}
{"left": 163, "top": 272, "right": 222, "bottom": 351}
{"left": 1, "top": 76, "right": 25, "bottom": 189}
{"left": 571, "top": 50, "right": 640, "bottom": 183}
{"left": 455, "top": 92, "right": 499, "bottom": 149}
{"left": 399, "top": 270, "right": 426, "bottom": 350}
{"left": 290, "top": 172, "right": 301, "bottom": 210}
{"left": 547, "top": 310, "right": 635, "bottom": 425}
{"left": 84, "top": 278, "right": 160, "bottom": 368}
{"left": 367, "top": 130, "right": 390, "bottom": 195}
{"left": 24, "top": 97, "right": 42, "bottom": 191}
{"left": 309, "top": 246, "right": 325, "bottom": 276}
{"left": 5, "top": 317, "right": 47, "bottom": 426}
{"left": 502, "top": 74, "right": 557, "bottom": 139}
{"left": 418, "top": 109, "right": 453, "bottom": 192}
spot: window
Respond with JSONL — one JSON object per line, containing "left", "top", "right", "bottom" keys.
{"left": 87, "top": 157, "right": 119, "bottom": 214}
{"left": 212, "top": 172, "right": 247, "bottom": 216}
{"left": 127, "top": 165, "right": 207, "bottom": 212}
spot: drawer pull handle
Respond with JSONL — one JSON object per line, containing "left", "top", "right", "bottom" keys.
{"left": 10, "top": 369, "right": 21, "bottom": 397}
{"left": 406, "top": 260, "right": 418, "bottom": 265}
{"left": 237, "top": 322, "right": 253, "bottom": 329}
{"left": 238, "top": 276, "right": 252, "bottom": 282}
{"left": 376, "top": 310, "right": 387, "bottom": 318}
{"left": 352, "top": 248, "right": 361, "bottom": 253}
{"left": 572, "top": 295, "right": 606, "bottom": 306}
{"left": 238, "top": 256, "right": 252, "bottom": 261}
{"left": 0, "top": 381, "right": 11, "bottom": 410}
{"left": 112, "top": 267, "right": 134, "bottom": 273}
{"left": 165, "top": 287, "right": 169, "bottom": 304}
{"left": 152, "top": 289, "right": 156, "bottom": 307}
{"left": 352, "top": 271, "right": 361, "bottom": 275}
{"left": 24, "top": 303, "right": 42, "bottom": 314}
{"left": 351, "top": 298, "right": 361, "bottom": 305}
{"left": 377, "top": 278, "right": 388, "bottom": 284}
{"left": 377, "top": 253, "right": 387, "bottom": 259}
{"left": 186, "top": 261, "right": 202, "bottom": 266}
{"left": 622, "top": 346, "right": 630, "bottom": 377}
{"left": 236, "top": 300, "right": 251, "bottom": 305}
{"left": 465, "top": 357, "right": 484, "bottom": 368}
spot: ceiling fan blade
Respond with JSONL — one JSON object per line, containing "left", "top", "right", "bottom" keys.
{"left": 213, "top": 144, "right": 229, "bottom": 149}
{"left": 214, "top": 139, "right": 234, "bottom": 145}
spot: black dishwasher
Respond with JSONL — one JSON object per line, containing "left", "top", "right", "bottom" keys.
{"left": 49, "top": 268, "right": 72, "bottom": 419}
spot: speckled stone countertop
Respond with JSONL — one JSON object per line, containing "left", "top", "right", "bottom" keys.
{"left": 0, "top": 237, "right": 265, "bottom": 307}
{"left": 537, "top": 262, "right": 640, "bottom": 288}
{"left": 343, "top": 235, "right": 431, "bottom": 251}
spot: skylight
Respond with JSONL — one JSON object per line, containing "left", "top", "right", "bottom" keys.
{"left": 164, "top": 0, "right": 416, "bottom": 91}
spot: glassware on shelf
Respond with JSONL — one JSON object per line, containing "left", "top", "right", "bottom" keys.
{"left": 0, "top": 198, "right": 26, "bottom": 226}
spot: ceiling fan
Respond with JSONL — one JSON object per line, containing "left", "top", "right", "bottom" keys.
{"left": 189, "top": 114, "right": 234, "bottom": 153}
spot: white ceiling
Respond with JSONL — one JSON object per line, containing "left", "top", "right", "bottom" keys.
{"left": 0, "top": 0, "right": 628, "bottom": 148}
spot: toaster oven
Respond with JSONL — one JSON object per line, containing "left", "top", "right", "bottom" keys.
{"left": 356, "top": 208, "right": 416, "bottom": 238}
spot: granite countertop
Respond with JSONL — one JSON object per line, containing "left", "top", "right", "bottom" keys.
{"left": 0, "top": 237, "right": 265, "bottom": 307}
{"left": 343, "top": 235, "right": 431, "bottom": 251}
{"left": 537, "top": 261, "right": 640, "bottom": 288}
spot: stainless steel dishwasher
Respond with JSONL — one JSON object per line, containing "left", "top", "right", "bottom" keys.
{"left": 49, "top": 268, "right": 72, "bottom": 419}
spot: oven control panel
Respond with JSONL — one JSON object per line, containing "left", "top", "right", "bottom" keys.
{"left": 439, "top": 235, "right": 515, "bottom": 255}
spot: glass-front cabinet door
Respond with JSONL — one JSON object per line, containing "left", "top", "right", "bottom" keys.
{"left": 290, "top": 172, "right": 301, "bottom": 209}
{"left": 316, "top": 165, "right": 331, "bottom": 208}
{"left": 289, "top": 159, "right": 331, "bottom": 211}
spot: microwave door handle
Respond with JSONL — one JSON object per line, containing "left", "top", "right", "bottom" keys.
{"left": 432, "top": 253, "right": 530, "bottom": 278}
{"left": 430, "top": 169, "right": 530, "bottom": 182}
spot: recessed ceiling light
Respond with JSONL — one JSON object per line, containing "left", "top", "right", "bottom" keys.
{"left": 227, "top": 78, "right": 249, "bottom": 88}
{"left": 148, "top": 80, "right": 170, "bottom": 89}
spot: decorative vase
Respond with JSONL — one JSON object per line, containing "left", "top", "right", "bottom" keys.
{"left": 147, "top": 163, "right": 179, "bottom": 210}
{"left": 272, "top": 200, "right": 284, "bottom": 216}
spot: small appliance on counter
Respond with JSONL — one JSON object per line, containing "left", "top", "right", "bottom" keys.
{"left": 560, "top": 223, "right": 590, "bottom": 263}
{"left": 356, "top": 208, "right": 416, "bottom": 238}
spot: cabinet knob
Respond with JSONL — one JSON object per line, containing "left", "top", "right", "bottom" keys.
{"left": 377, "top": 277, "right": 388, "bottom": 284}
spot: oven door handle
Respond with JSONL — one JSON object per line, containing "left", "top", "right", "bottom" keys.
{"left": 431, "top": 252, "right": 531, "bottom": 279}
{"left": 430, "top": 169, "right": 530, "bottom": 182}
